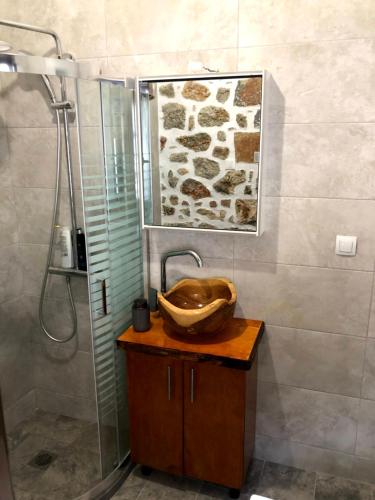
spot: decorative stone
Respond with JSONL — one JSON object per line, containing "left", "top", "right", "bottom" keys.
{"left": 235, "top": 199, "right": 257, "bottom": 224}
{"left": 221, "top": 199, "right": 231, "bottom": 208}
{"left": 236, "top": 113, "right": 247, "bottom": 128}
{"left": 182, "top": 200, "right": 189, "bottom": 206}
{"left": 182, "top": 81, "right": 210, "bottom": 101}
{"left": 216, "top": 87, "right": 230, "bottom": 103}
{"left": 199, "top": 223, "right": 218, "bottom": 229}
{"left": 177, "top": 168, "right": 189, "bottom": 175}
{"left": 176, "top": 133, "right": 211, "bottom": 151}
{"left": 244, "top": 185, "right": 252, "bottom": 195}
{"left": 162, "top": 103, "right": 186, "bottom": 129}
{"left": 254, "top": 109, "right": 261, "bottom": 129}
{"left": 198, "top": 106, "right": 230, "bottom": 127}
{"left": 234, "top": 132, "right": 260, "bottom": 163}
{"left": 169, "top": 152, "right": 188, "bottom": 163}
{"left": 159, "top": 83, "right": 175, "bottom": 98}
{"left": 249, "top": 171, "right": 254, "bottom": 181}
{"left": 181, "top": 178, "right": 211, "bottom": 200}
{"left": 162, "top": 196, "right": 166, "bottom": 203}
{"left": 197, "top": 208, "right": 225, "bottom": 220}
{"left": 170, "top": 195, "right": 179, "bottom": 205}
{"left": 162, "top": 205, "right": 175, "bottom": 216}
{"left": 217, "top": 131, "right": 226, "bottom": 142}
{"left": 168, "top": 170, "right": 179, "bottom": 188}
{"left": 193, "top": 157, "right": 220, "bottom": 179}
{"left": 234, "top": 77, "right": 262, "bottom": 106}
{"left": 161, "top": 184, "right": 166, "bottom": 191}
{"left": 160, "top": 136, "right": 167, "bottom": 151}
{"left": 228, "top": 215, "right": 235, "bottom": 224}
{"left": 212, "top": 146, "right": 229, "bottom": 160}
{"left": 180, "top": 208, "right": 190, "bottom": 216}
{"left": 209, "top": 201, "right": 217, "bottom": 208}
{"left": 213, "top": 170, "right": 246, "bottom": 194}
{"left": 195, "top": 203, "right": 202, "bottom": 207}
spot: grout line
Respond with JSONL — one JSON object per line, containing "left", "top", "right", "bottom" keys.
{"left": 262, "top": 194, "right": 375, "bottom": 202}
{"left": 234, "top": 258, "right": 374, "bottom": 274}
{"left": 258, "top": 379, "right": 363, "bottom": 401}
{"left": 312, "top": 472, "right": 318, "bottom": 499}
{"left": 263, "top": 322, "right": 370, "bottom": 340}
{"left": 97, "top": 34, "right": 375, "bottom": 60}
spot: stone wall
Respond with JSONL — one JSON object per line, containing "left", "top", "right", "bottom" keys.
{"left": 157, "top": 77, "right": 261, "bottom": 231}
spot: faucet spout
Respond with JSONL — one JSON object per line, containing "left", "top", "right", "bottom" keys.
{"left": 160, "top": 249, "right": 203, "bottom": 294}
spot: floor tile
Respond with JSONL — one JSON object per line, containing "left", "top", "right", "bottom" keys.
{"left": 315, "top": 473, "right": 373, "bottom": 500}
{"left": 255, "top": 461, "right": 316, "bottom": 500}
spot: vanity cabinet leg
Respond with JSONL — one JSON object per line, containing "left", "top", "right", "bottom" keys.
{"left": 229, "top": 488, "right": 240, "bottom": 499}
{"left": 141, "top": 465, "right": 152, "bottom": 476}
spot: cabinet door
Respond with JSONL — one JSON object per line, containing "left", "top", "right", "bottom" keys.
{"left": 126, "top": 350, "right": 183, "bottom": 474}
{"left": 183, "top": 361, "right": 246, "bottom": 489}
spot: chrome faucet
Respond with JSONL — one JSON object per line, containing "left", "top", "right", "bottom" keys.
{"left": 160, "top": 250, "right": 203, "bottom": 294}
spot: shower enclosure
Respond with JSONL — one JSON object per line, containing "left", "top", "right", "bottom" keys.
{"left": 0, "top": 20, "right": 143, "bottom": 499}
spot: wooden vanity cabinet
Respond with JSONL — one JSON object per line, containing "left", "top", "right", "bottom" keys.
{"left": 119, "top": 316, "right": 263, "bottom": 493}
{"left": 126, "top": 352, "right": 257, "bottom": 489}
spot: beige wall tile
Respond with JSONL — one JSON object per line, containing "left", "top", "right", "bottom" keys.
{"left": 234, "top": 261, "right": 373, "bottom": 336}
{"left": 0, "top": 127, "right": 11, "bottom": 188}
{"left": 106, "top": 0, "right": 238, "bottom": 56}
{"left": 4, "top": 390, "right": 36, "bottom": 432}
{"left": 33, "top": 343, "right": 95, "bottom": 400}
{"left": 259, "top": 326, "right": 365, "bottom": 397}
{"left": 0, "top": 73, "right": 56, "bottom": 128}
{"left": 8, "top": 128, "right": 57, "bottom": 189}
{"left": 255, "top": 434, "right": 375, "bottom": 485}
{"left": 239, "top": 0, "right": 375, "bottom": 47}
{"left": 106, "top": 49, "right": 238, "bottom": 78}
{"left": 368, "top": 284, "right": 375, "bottom": 338}
{"left": 262, "top": 123, "right": 375, "bottom": 199}
{"left": 355, "top": 399, "right": 375, "bottom": 460}
{"left": 239, "top": 40, "right": 375, "bottom": 123}
{"left": 0, "top": 246, "right": 23, "bottom": 304}
{"left": 35, "top": 389, "right": 97, "bottom": 422}
{"left": 257, "top": 382, "right": 359, "bottom": 453}
{"left": 0, "top": 0, "right": 106, "bottom": 59}
{"left": 149, "top": 253, "right": 233, "bottom": 291}
{"left": 361, "top": 340, "right": 375, "bottom": 401}
{"left": 235, "top": 197, "right": 375, "bottom": 271}
{"left": 0, "top": 187, "right": 18, "bottom": 245}
{"left": 148, "top": 228, "right": 234, "bottom": 260}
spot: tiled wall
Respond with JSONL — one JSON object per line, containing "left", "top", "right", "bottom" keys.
{"left": 1, "top": 0, "right": 375, "bottom": 482}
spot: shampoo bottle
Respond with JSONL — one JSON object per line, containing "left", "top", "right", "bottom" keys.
{"left": 58, "top": 226, "right": 73, "bottom": 268}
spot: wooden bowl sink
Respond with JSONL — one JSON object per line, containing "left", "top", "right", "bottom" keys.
{"left": 157, "top": 277, "right": 237, "bottom": 337}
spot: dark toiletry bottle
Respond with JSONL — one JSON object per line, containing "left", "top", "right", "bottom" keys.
{"left": 132, "top": 298, "right": 151, "bottom": 332}
{"left": 76, "top": 228, "right": 87, "bottom": 271}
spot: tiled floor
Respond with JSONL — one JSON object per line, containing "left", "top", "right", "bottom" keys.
{"left": 6, "top": 410, "right": 101, "bottom": 500}
{"left": 112, "top": 461, "right": 375, "bottom": 500}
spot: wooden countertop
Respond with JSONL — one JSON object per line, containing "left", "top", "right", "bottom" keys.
{"left": 117, "top": 314, "right": 264, "bottom": 368}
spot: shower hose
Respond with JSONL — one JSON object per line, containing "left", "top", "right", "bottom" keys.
{"left": 38, "top": 101, "right": 78, "bottom": 343}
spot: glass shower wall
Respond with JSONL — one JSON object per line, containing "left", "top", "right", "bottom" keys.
{"left": 78, "top": 78, "right": 143, "bottom": 478}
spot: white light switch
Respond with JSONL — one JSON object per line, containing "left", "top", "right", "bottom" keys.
{"left": 335, "top": 235, "right": 357, "bottom": 256}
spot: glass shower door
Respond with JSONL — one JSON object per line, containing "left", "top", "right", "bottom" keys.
{"left": 78, "top": 78, "right": 143, "bottom": 478}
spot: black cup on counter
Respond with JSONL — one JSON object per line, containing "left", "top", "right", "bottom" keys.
{"left": 132, "top": 298, "right": 151, "bottom": 332}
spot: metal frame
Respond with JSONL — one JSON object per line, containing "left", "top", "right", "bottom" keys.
{"left": 135, "top": 71, "right": 266, "bottom": 236}
{"left": 0, "top": 53, "right": 91, "bottom": 78}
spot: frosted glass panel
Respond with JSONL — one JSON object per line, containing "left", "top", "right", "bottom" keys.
{"left": 78, "top": 78, "right": 143, "bottom": 477}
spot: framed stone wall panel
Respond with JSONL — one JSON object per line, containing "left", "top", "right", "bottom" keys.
{"left": 136, "top": 71, "right": 266, "bottom": 235}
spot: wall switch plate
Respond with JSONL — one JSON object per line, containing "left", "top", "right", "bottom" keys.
{"left": 335, "top": 235, "right": 357, "bottom": 256}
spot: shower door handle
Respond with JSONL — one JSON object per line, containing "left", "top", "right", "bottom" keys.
{"left": 101, "top": 279, "right": 108, "bottom": 316}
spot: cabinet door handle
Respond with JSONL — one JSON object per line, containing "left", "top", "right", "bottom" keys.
{"left": 167, "top": 366, "right": 172, "bottom": 401}
{"left": 190, "top": 368, "right": 195, "bottom": 403}
{"left": 101, "top": 279, "right": 108, "bottom": 316}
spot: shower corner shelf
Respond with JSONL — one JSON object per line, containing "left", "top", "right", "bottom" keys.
{"left": 48, "top": 266, "right": 87, "bottom": 278}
